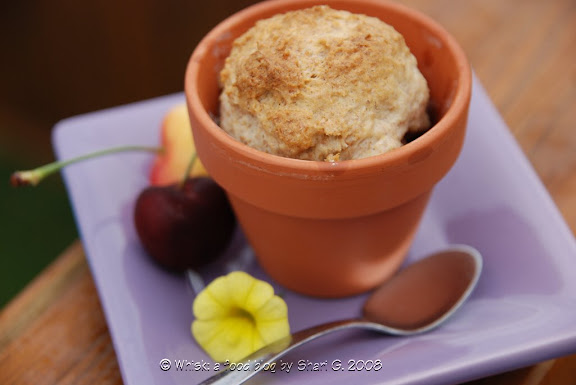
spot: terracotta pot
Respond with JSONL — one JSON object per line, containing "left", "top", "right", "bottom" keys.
{"left": 185, "top": 0, "right": 471, "bottom": 297}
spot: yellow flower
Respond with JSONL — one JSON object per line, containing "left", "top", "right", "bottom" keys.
{"left": 191, "top": 271, "right": 290, "bottom": 362}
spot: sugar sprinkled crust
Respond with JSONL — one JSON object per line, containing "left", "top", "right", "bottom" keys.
{"left": 219, "top": 5, "right": 430, "bottom": 161}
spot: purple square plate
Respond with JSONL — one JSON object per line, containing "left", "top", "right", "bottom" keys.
{"left": 53, "top": 75, "right": 576, "bottom": 385}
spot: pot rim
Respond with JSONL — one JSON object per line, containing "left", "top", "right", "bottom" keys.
{"left": 185, "top": 0, "right": 472, "bottom": 177}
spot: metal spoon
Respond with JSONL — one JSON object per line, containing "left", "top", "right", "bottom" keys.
{"left": 198, "top": 244, "right": 483, "bottom": 385}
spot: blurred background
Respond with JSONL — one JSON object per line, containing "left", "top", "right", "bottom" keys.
{"left": 0, "top": 0, "right": 262, "bottom": 308}
{"left": 1, "top": 0, "right": 574, "bottom": 309}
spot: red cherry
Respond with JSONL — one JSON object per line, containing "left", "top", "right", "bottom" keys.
{"left": 134, "top": 177, "right": 236, "bottom": 271}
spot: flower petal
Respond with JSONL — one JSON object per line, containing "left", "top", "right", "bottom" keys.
{"left": 224, "top": 271, "right": 276, "bottom": 313}
{"left": 192, "top": 291, "right": 227, "bottom": 320}
{"left": 253, "top": 296, "right": 290, "bottom": 344}
{"left": 253, "top": 295, "right": 289, "bottom": 321}
{"left": 192, "top": 276, "right": 233, "bottom": 320}
{"left": 256, "top": 318, "right": 291, "bottom": 345}
{"left": 192, "top": 317, "right": 257, "bottom": 362}
{"left": 225, "top": 271, "right": 257, "bottom": 307}
{"left": 192, "top": 318, "right": 227, "bottom": 347}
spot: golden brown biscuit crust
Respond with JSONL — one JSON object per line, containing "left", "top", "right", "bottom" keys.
{"left": 219, "top": 5, "right": 430, "bottom": 161}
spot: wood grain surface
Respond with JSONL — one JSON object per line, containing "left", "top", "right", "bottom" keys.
{"left": 1, "top": 0, "right": 574, "bottom": 384}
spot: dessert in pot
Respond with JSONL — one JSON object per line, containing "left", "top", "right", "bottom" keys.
{"left": 185, "top": 0, "right": 471, "bottom": 297}
{"left": 219, "top": 5, "right": 430, "bottom": 162}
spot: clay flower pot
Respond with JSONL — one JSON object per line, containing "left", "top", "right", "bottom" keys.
{"left": 185, "top": 0, "right": 471, "bottom": 297}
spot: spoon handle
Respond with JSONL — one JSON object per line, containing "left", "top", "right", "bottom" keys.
{"left": 197, "top": 318, "right": 372, "bottom": 385}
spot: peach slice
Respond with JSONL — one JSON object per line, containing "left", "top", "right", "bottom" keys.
{"left": 150, "top": 103, "right": 208, "bottom": 186}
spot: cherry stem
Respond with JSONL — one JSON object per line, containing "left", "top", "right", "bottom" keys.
{"left": 179, "top": 152, "right": 198, "bottom": 189}
{"left": 11, "top": 145, "right": 162, "bottom": 187}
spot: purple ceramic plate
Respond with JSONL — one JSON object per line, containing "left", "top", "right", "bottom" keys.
{"left": 53, "top": 76, "right": 576, "bottom": 385}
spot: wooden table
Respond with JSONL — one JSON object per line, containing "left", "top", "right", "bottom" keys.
{"left": 1, "top": 0, "right": 574, "bottom": 383}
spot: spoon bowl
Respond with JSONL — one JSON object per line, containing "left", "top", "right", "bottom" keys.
{"left": 363, "top": 244, "right": 482, "bottom": 335}
{"left": 198, "top": 245, "right": 483, "bottom": 385}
